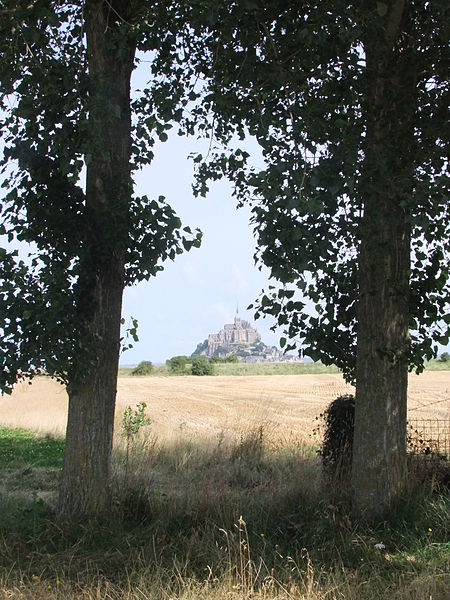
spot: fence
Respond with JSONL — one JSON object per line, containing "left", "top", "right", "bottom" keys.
{"left": 407, "top": 419, "right": 450, "bottom": 458}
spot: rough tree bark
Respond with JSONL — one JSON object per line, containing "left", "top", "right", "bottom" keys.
{"left": 352, "top": 1, "right": 417, "bottom": 518}
{"left": 57, "top": 0, "right": 136, "bottom": 518}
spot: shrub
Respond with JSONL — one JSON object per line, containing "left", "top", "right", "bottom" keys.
{"left": 167, "top": 355, "right": 188, "bottom": 374}
{"left": 131, "top": 360, "right": 153, "bottom": 376}
{"left": 210, "top": 354, "right": 239, "bottom": 364}
{"left": 191, "top": 356, "right": 214, "bottom": 376}
{"left": 439, "top": 352, "right": 450, "bottom": 362}
{"left": 121, "top": 402, "right": 151, "bottom": 487}
{"left": 225, "top": 354, "right": 239, "bottom": 363}
{"left": 320, "top": 394, "right": 355, "bottom": 483}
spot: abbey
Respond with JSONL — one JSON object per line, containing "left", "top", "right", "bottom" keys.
{"left": 192, "top": 310, "right": 282, "bottom": 361}
{"left": 207, "top": 312, "right": 261, "bottom": 356}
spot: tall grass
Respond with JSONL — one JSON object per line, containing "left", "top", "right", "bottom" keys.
{"left": 119, "top": 362, "right": 340, "bottom": 377}
{"left": 212, "top": 362, "right": 340, "bottom": 376}
{"left": 119, "top": 359, "right": 450, "bottom": 378}
{"left": 0, "top": 424, "right": 449, "bottom": 599}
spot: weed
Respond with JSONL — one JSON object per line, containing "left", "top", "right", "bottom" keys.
{"left": 121, "top": 402, "right": 151, "bottom": 489}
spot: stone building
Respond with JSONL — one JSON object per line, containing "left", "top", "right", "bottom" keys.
{"left": 192, "top": 309, "right": 283, "bottom": 361}
{"left": 207, "top": 311, "right": 262, "bottom": 356}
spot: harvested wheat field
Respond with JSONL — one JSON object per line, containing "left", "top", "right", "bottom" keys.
{"left": 1, "top": 371, "right": 449, "bottom": 443}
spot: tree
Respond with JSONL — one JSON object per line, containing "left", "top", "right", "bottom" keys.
{"left": 0, "top": 1, "right": 200, "bottom": 518}
{"left": 131, "top": 361, "right": 154, "bottom": 376}
{"left": 191, "top": 356, "right": 214, "bottom": 376}
{"left": 166, "top": 355, "right": 188, "bottom": 373}
{"left": 167, "top": 1, "right": 449, "bottom": 517}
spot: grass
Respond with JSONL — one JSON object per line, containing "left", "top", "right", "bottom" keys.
{"left": 119, "top": 361, "right": 340, "bottom": 377}
{"left": 423, "top": 359, "right": 450, "bottom": 371}
{"left": 119, "top": 359, "right": 450, "bottom": 377}
{"left": 0, "top": 427, "right": 65, "bottom": 469}
{"left": 0, "top": 424, "right": 449, "bottom": 599}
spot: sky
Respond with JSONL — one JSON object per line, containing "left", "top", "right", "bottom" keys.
{"left": 2, "top": 58, "right": 448, "bottom": 367}
{"left": 122, "top": 133, "right": 281, "bottom": 365}
{"left": 116, "top": 60, "right": 285, "bottom": 365}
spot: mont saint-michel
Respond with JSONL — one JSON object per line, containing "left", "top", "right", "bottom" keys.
{"left": 192, "top": 310, "right": 284, "bottom": 362}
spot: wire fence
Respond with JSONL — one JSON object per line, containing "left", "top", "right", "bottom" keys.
{"left": 407, "top": 419, "right": 450, "bottom": 458}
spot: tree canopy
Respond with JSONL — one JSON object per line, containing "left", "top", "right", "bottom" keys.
{"left": 166, "top": 0, "right": 450, "bottom": 382}
{"left": 0, "top": 1, "right": 201, "bottom": 392}
{"left": 154, "top": 0, "right": 450, "bottom": 517}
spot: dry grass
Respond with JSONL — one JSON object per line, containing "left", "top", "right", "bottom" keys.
{"left": 2, "top": 568, "right": 448, "bottom": 600}
{"left": 1, "top": 371, "right": 449, "bottom": 442}
{"left": 0, "top": 419, "right": 449, "bottom": 600}
{"left": 1, "top": 371, "right": 449, "bottom": 599}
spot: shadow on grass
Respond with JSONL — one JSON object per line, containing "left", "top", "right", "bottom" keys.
{"left": 0, "top": 427, "right": 65, "bottom": 469}
{"left": 0, "top": 426, "right": 449, "bottom": 599}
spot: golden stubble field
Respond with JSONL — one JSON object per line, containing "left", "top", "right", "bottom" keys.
{"left": 1, "top": 371, "right": 449, "bottom": 444}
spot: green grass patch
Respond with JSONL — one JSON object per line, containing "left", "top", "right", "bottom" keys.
{"left": 423, "top": 359, "right": 450, "bottom": 371}
{"left": 214, "top": 360, "right": 339, "bottom": 376}
{"left": 0, "top": 427, "right": 65, "bottom": 469}
{"left": 119, "top": 361, "right": 340, "bottom": 377}
{"left": 118, "top": 359, "right": 450, "bottom": 378}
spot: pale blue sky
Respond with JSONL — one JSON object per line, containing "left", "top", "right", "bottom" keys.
{"left": 122, "top": 133, "right": 281, "bottom": 364}
{"left": 2, "top": 59, "right": 448, "bottom": 367}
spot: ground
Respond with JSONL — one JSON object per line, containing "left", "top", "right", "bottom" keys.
{"left": 0, "top": 371, "right": 449, "bottom": 599}
{"left": 2, "top": 371, "right": 449, "bottom": 443}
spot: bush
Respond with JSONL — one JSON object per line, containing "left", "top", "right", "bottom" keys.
{"left": 166, "top": 355, "right": 188, "bottom": 374}
{"left": 210, "top": 354, "right": 239, "bottom": 364}
{"left": 131, "top": 361, "right": 153, "bottom": 376}
{"left": 320, "top": 394, "right": 355, "bottom": 483}
{"left": 225, "top": 354, "right": 239, "bottom": 363}
{"left": 439, "top": 352, "right": 450, "bottom": 362}
{"left": 191, "top": 356, "right": 214, "bottom": 376}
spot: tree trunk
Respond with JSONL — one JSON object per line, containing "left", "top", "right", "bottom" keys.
{"left": 57, "top": 0, "right": 135, "bottom": 519}
{"left": 352, "top": 2, "right": 417, "bottom": 518}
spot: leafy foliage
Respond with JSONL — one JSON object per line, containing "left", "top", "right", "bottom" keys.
{"left": 131, "top": 361, "right": 153, "bottom": 376}
{"left": 121, "top": 401, "right": 151, "bottom": 488}
{"left": 319, "top": 395, "right": 355, "bottom": 483}
{"left": 122, "top": 402, "right": 151, "bottom": 441}
{"left": 210, "top": 354, "right": 239, "bottom": 363}
{"left": 162, "top": 0, "right": 450, "bottom": 382}
{"left": 0, "top": 1, "right": 201, "bottom": 393}
{"left": 166, "top": 355, "right": 188, "bottom": 374}
{"left": 191, "top": 356, "right": 214, "bottom": 376}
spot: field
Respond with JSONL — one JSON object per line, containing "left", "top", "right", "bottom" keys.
{"left": 0, "top": 369, "right": 449, "bottom": 599}
{"left": 2, "top": 370, "right": 449, "bottom": 441}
